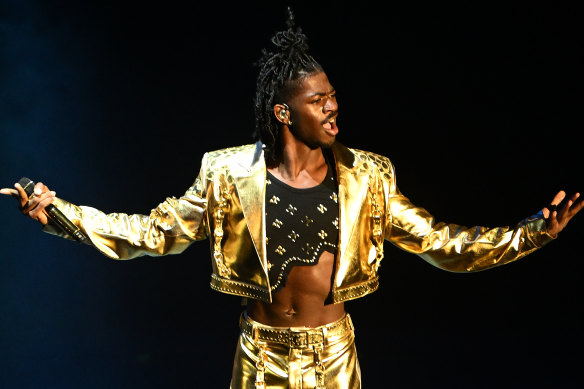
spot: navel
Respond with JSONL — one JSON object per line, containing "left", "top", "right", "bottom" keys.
{"left": 284, "top": 306, "right": 297, "bottom": 317}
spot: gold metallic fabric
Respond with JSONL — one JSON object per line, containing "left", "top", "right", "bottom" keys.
{"left": 44, "top": 142, "right": 555, "bottom": 303}
{"left": 231, "top": 313, "right": 360, "bottom": 389}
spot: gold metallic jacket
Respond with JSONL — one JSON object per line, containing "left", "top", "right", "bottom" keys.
{"left": 45, "top": 142, "right": 554, "bottom": 303}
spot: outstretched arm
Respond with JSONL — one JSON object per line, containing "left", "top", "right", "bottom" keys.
{"left": 1, "top": 155, "right": 210, "bottom": 260}
{"left": 542, "top": 191, "right": 583, "bottom": 237}
{"left": 383, "top": 175, "right": 580, "bottom": 273}
{"left": 2, "top": 179, "right": 208, "bottom": 259}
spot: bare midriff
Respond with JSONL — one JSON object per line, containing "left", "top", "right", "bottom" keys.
{"left": 247, "top": 250, "right": 345, "bottom": 328}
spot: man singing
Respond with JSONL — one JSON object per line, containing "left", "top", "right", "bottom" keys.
{"left": 2, "top": 8, "right": 581, "bottom": 389}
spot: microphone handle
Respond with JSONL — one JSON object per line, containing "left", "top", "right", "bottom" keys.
{"left": 18, "top": 177, "right": 88, "bottom": 243}
{"left": 45, "top": 204, "right": 88, "bottom": 243}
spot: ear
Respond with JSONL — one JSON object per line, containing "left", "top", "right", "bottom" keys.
{"left": 273, "top": 104, "right": 291, "bottom": 125}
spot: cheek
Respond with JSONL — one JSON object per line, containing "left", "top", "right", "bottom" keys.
{"left": 302, "top": 115, "right": 322, "bottom": 131}
{"left": 290, "top": 106, "right": 323, "bottom": 128}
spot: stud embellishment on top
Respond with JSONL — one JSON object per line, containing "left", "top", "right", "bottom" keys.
{"left": 288, "top": 231, "right": 299, "bottom": 242}
{"left": 286, "top": 204, "right": 297, "bottom": 215}
{"left": 269, "top": 195, "right": 280, "bottom": 204}
{"left": 301, "top": 243, "right": 315, "bottom": 255}
{"left": 272, "top": 219, "right": 283, "bottom": 228}
{"left": 317, "top": 204, "right": 327, "bottom": 214}
{"left": 330, "top": 192, "right": 338, "bottom": 203}
{"left": 275, "top": 245, "right": 286, "bottom": 256}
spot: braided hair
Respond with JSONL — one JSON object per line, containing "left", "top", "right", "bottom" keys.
{"left": 253, "top": 7, "right": 323, "bottom": 165}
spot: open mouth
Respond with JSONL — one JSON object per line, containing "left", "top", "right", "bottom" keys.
{"left": 322, "top": 116, "right": 338, "bottom": 136}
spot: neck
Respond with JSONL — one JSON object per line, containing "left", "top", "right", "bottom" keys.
{"left": 269, "top": 127, "right": 327, "bottom": 182}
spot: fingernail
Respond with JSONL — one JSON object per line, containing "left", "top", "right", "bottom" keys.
{"left": 34, "top": 187, "right": 42, "bottom": 195}
{"left": 51, "top": 191, "right": 56, "bottom": 196}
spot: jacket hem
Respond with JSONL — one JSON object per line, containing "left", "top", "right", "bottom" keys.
{"left": 210, "top": 273, "right": 271, "bottom": 302}
{"left": 333, "top": 277, "right": 379, "bottom": 303}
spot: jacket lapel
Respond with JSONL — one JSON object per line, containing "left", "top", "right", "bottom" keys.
{"left": 332, "top": 143, "right": 370, "bottom": 269}
{"left": 231, "top": 142, "right": 269, "bottom": 277}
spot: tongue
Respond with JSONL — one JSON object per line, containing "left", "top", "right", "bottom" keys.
{"left": 323, "top": 122, "right": 332, "bottom": 130}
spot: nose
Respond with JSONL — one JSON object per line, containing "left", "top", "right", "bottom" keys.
{"left": 323, "top": 95, "right": 338, "bottom": 113}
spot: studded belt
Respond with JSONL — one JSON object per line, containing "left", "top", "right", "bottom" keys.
{"left": 239, "top": 313, "right": 354, "bottom": 349}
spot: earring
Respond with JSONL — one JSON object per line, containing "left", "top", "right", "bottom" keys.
{"left": 280, "top": 103, "right": 291, "bottom": 125}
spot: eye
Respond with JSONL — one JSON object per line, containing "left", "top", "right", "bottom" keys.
{"left": 311, "top": 98, "right": 322, "bottom": 104}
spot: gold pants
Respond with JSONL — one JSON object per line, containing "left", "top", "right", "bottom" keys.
{"left": 230, "top": 313, "right": 361, "bottom": 389}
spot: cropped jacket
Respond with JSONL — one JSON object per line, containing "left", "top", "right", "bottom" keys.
{"left": 46, "top": 142, "right": 554, "bottom": 303}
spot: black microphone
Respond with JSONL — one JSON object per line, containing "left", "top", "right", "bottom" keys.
{"left": 18, "top": 177, "right": 88, "bottom": 243}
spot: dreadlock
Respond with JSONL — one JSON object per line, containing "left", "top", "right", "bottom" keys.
{"left": 253, "top": 7, "right": 323, "bottom": 165}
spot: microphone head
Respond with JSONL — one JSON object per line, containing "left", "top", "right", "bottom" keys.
{"left": 18, "top": 177, "right": 35, "bottom": 197}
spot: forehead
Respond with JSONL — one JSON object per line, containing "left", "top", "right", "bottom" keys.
{"left": 294, "top": 72, "right": 334, "bottom": 96}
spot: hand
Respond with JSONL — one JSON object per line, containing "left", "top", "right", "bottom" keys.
{"left": 541, "top": 191, "right": 583, "bottom": 237}
{"left": 0, "top": 182, "right": 56, "bottom": 225}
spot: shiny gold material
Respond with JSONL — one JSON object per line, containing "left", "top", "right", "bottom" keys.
{"left": 44, "top": 142, "right": 555, "bottom": 303}
{"left": 213, "top": 184, "right": 232, "bottom": 277}
{"left": 231, "top": 313, "right": 360, "bottom": 388}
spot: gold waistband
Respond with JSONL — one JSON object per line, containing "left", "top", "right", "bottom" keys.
{"left": 239, "top": 313, "right": 354, "bottom": 348}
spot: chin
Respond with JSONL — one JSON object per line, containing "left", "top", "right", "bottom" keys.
{"left": 320, "top": 138, "right": 336, "bottom": 149}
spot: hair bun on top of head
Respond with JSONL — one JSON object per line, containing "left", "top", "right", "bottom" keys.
{"left": 270, "top": 7, "right": 309, "bottom": 58}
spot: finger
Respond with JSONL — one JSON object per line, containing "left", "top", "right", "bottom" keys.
{"left": 29, "top": 190, "right": 55, "bottom": 209}
{"left": 14, "top": 182, "right": 30, "bottom": 200}
{"left": 557, "top": 193, "right": 582, "bottom": 218}
{"left": 34, "top": 193, "right": 56, "bottom": 210}
{"left": 542, "top": 203, "right": 556, "bottom": 219}
{"left": 28, "top": 183, "right": 49, "bottom": 205}
{"left": 34, "top": 182, "right": 49, "bottom": 196}
{"left": 550, "top": 190, "right": 566, "bottom": 206}
{"left": 569, "top": 193, "right": 584, "bottom": 214}
{"left": 557, "top": 200, "right": 573, "bottom": 221}
{"left": 28, "top": 195, "right": 55, "bottom": 225}
{"left": 543, "top": 190, "right": 567, "bottom": 218}
{"left": 23, "top": 187, "right": 54, "bottom": 215}
{"left": 28, "top": 209, "right": 49, "bottom": 225}
{"left": 568, "top": 192, "right": 581, "bottom": 206}
{"left": 0, "top": 188, "right": 19, "bottom": 197}
{"left": 13, "top": 182, "right": 30, "bottom": 208}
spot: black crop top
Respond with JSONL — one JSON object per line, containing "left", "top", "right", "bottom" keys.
{"left": 265, "top": 162, "right": 340, "bottom": 293}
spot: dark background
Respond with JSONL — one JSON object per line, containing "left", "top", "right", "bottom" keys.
{"left": 1, "top": 2, "right": 581, "bottom": 388}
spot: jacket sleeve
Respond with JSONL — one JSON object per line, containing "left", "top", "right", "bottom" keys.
{"left": 383, "top": 163, "right": 555, "bottom": 272}
{"left": 42, "top": 153, "right": 210, "bottom": 260}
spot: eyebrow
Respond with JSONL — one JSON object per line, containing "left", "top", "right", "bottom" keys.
{"left": 308, "top": 88, "right": 336, "bottom": 98}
